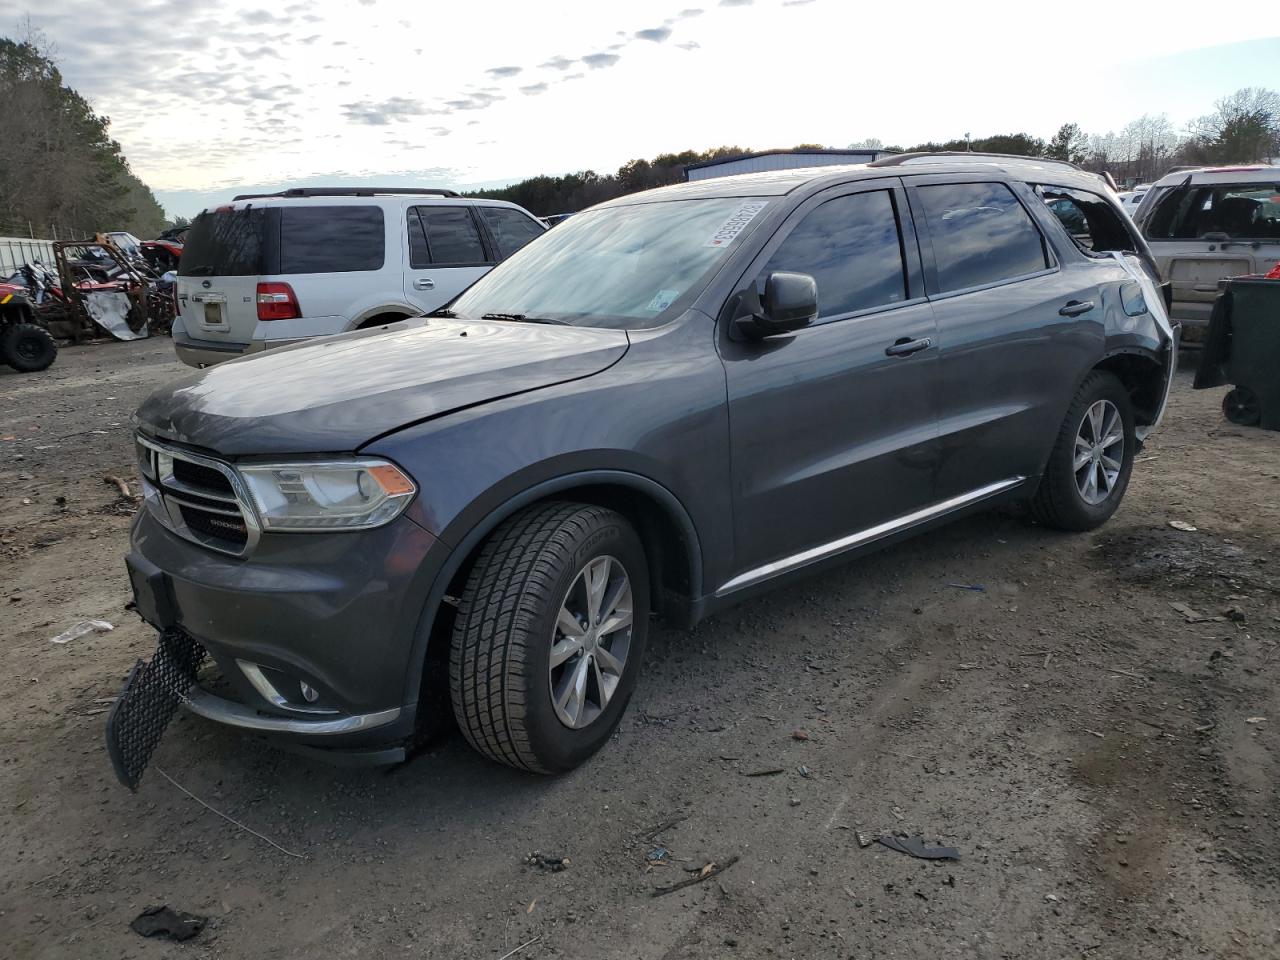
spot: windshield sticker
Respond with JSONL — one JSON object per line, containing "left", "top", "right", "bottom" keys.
{"left": 705, "top": 200, "right": 769, "bottom": 249}
{"left": 646, "top": 289, "right": 680, "bottom": 312}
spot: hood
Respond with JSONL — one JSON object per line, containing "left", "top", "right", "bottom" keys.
{"left": 137, "top": 317, "right": 629, "bottom": 456}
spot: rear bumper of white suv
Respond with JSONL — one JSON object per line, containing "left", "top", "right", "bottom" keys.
{"left": 173, "top": 327, "right": 251, "bottom": 367}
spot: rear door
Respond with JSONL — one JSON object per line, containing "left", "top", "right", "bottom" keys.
{"left": 908, "top": 177, "right": 1100, "bottom": 500}
{"left": 404, "top": 205, "right": 495, "bottom": 313}
{"left": 720, "top": 180, "right": 940, "bottom": 592}
{"left": 177, "top": 207, "right": 268, "bottom": 347}
{"left": 1143, "top": 176, "right": 1280, "bottom": 326}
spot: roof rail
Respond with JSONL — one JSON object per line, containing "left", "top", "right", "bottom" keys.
{"left": 869, "top": 151, "right": 1082, "bottom": 171}
{"left": 231, "top": 186, "right": 461, "bottom": 201}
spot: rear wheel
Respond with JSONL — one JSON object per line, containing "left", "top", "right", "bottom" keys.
{"left": 1030, "top": 370, "right": 1135, "bottom": 531}
{"left": 0, "top": 322, "right": 57, "bottom": 372}
{"left": 449, "top": 502, "right": 649, "bottom": 773}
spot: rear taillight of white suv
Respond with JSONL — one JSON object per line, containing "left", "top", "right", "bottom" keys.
{"left": 256, "top": 282, "right": 301, "bottom": 321}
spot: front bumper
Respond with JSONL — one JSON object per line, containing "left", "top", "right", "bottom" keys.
{"left": 127, "top": 505, "right": 449, "bottom": 756}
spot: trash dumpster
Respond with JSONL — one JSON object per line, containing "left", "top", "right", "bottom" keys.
{"left": 1194, "top": 276, "right": 1280, "bottom": 430}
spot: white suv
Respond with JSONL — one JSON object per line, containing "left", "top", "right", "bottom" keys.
{"left": 172, "top": 188, "right": 546, "bottom": 367}
{"left": 1132, "top": 165, "right": 1280, "bottom": 330}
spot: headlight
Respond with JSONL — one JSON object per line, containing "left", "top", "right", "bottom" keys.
{"left": 237, "top": 459, "right": 416, "bottom": 531}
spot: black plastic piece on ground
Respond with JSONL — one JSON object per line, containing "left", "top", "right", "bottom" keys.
{"left": 876, "top": 836, "right": 961, "bottom": 860}
{"left": 130, "top": 905, "right": 207, "bottom": 941}
{"left": 105, "top": 628, "right": 206, "bottom": 790}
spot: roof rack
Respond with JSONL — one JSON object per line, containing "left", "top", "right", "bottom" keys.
{"left": 869, "top": 151, "right": 1082, "bottom": 171}
{"left": 231, "top": 186, "right": 460, "bottom": 201}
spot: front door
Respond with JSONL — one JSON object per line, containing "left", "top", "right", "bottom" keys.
{"left": 403, "top": 204, "right": 495, "bottom": 314}
{"left": 719, "top": 182, "right": 939, "bottom": 595}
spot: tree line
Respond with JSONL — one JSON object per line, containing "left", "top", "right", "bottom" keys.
{"left": 0, "top": 34, "right": 166, "bottom": 241}
{"left": 475, "top": 87, "right": 1280, "bottom": 216}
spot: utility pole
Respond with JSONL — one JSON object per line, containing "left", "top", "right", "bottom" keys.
{"left": 964, "top": 133, "right": 971, "bottom": 152}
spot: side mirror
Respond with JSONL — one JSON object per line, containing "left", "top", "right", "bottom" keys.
{"left": 734, "top": 271, "right": 818, "bottom": 340}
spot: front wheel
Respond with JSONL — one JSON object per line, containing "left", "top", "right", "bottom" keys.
{"left": 1030, "top": 370, "right": 1135, "bottom": 531}
{"left": 0, "top": 322, "right": 57, "bottom": 372}
{"left": 449, "top": 502, "right": 649, "bottom": 773}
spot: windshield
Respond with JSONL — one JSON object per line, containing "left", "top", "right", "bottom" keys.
{"left": 450, "top": 197, "right": 773, "bottom": 329}
{"left": 1145, "top": 182, "right": 1280, "bottom": 241}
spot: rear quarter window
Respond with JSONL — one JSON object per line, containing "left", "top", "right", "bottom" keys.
{"left": 916, "top": 182, "right": 1050, "bottom": 293}
{"left": 279, "top": 206, "right": 385, "bottom": 274}
{"left": 479, "top": 207, "right": 546, "bottom": 259}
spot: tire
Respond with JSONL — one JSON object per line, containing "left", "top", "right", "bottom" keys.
{"left": 1030, "top": 370, "right": 1135, "bottom": 532}
{"left": 449, "top": 502, "right": 650, "bottom": 773}
{"left": 1222, "top": 387, "right": 1261, "bottom": 426}
{"left": 0, "top": 322, "right": 57, "bottom": 372}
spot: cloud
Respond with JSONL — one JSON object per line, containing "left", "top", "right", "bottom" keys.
{"left": 635, "top": 27, "right": 673, "bottom": 42}
{"left": 675, "top": 41, "right": 700, "bottom": 50}
{"left": 238, "top": 45, "right": 282, "bottom": 59}
{"left": 443, "top": 91, "right": 504, "bottom": 110}
{"left": 679, "top": 7, "right": 704, "bottom": 15}
{"left": 486, "top": 65, "right": 522, "bottom": 78}
{"left": 783, "top": 0, "right": 816, "bottom": 4}
{"left": 341, "top": 96, "right": 427, "bottom": 125}
{"left": 520, "top": 82, "right": 549, "bottom": 95}
{"left": 561, "top": 72, "right": 585, "bottom": 82}
{"left": 720, "top": 0, "right": 753, "bottom": 5}
{"left": 581, "top": 52, "right": 621, "bottom": 69}
{"left": 242, "top": 9, "right": 292, "bottom": 25}
{"left": 539, "top": 55, "right": 576, "bottom": 70}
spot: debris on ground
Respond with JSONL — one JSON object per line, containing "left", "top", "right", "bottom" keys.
{"left": 796, "top": 764, "right": 813, "bottom": 778}
{"left": 651, "top": 855, "right": 739, "bottom": 897}
{"left": 1170, "top": 601, "right": 1225, "bottom": 624}
{"left": 1245, "top": 717, "right": 1267, "bottom": 724}
{"left": 792, "top": 729, "right": 810, "bottom": 741}
{"left": 525, "top": 851, "right": 570, "bottom": 872}
{"left": 875, "top": 836, "right": 961, "bottom": 860}
{"left": 646, "top": 846, "right": 670, "bottom": 862}
{"left": 1223, "top": 605, "right": 1247, "bottom": 623}
{"left": 946, "top": 583, "right": 986, "bottom": 591}
{"left": 742, "top": 767, "right": 785, "bottom": 777}
{"left": 856, "top": 831, "right": 875, "bottom": 848}
{"left": 102, "top": 475, "right": 134, "bottom": 499}
{"left": 49, "top": 619, "right": 113, "bottom": 645}
{"left": 1168, "top": 520, "right": 1199, "bottom": 532}
{"left": 129, "top": 905, "right": 206, "bottom": 941}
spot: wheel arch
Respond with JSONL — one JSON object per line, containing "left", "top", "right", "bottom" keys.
{"left": 1093, "top": 347, "right": 1167, "bottom": 429}
{"left": 403, "top": 470, "right": 704, "bottom": 718}
{"left": 349, "top": 305, "right": 418, "bottom": 330}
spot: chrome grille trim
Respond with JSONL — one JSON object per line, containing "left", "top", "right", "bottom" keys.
{"left": 136, "top": 434, "right": 261, "bottom": 557}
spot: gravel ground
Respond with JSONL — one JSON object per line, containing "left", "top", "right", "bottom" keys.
{"left": 2, "top": 337, "right": 1278, "bottom": 960}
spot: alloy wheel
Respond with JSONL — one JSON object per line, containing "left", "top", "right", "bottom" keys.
{"left": 1074, "top": 398, "right": 1124, "bottom": 506}
{"left": 549, "top": 555, "right": 633, "bottom": 729}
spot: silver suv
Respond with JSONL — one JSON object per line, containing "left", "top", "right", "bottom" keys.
{"left": 172, "top": 187, "right": 546, "bottom": 366}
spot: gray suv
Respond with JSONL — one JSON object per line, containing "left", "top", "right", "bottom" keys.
{"left": 111, "top": 156, "right": 1176, "bottom": 783}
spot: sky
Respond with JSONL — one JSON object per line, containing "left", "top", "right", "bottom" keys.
{"left": 14, "top": 0, "right": 1280, "bottom": 218}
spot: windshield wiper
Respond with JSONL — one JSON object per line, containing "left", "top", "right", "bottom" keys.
{"left": 480, "top": 312, "right": 570, "bottom": 326}
{"left": 427, "top": 308, "right": 457, "bottom": 318}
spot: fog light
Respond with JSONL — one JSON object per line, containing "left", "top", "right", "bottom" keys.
{"left": 299, "top": 681, "right": 319, "bottom": 703}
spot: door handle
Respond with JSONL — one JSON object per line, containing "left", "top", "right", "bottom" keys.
{"left": 885, "top": 336, "right": 931, "bottom": 357}
{"left": 1058, "top": 299, "right": 1094, "bottom": 317}
{"left": 413, "top": 278, "right": 435, "bottom": 290}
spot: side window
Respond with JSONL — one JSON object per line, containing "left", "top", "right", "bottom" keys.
{"left": 1146, "top": 182, "right": 1280, "bottom": 240}
{"left": 409, "top": 206, "right": 488, "bottom": 267}
{"left": 916, "top": 182, "right": 1049, "bottom": 293}
{"left": 479, "top": 207, "right": 546, "bottom": 258}
{"left": 761, "top": 190, "right": 907, "bottom": 320}
{"left": 279, "top": 206, "right": 384, "bottom": 274}
{"left": 1036, "top": 186, "right": 1137, "bottom": 256}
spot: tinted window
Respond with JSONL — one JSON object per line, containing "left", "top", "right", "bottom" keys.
{"left": 480, "top": 206, "right": 546, "bottom": 258}
{"left": 917, "top": 182, "right": 1049, "bottom": 292}
{"left": 410, "top": 206, "right": 488, "bottom": 267}
{"left": 761, "top": 190, "right": 906, "bottom": 319}
{"left": 179, "top": 209, "right": 266, "bottom": 277}
{"left": 279, "top": 206, "right": 384, "bottom": 273}
{"left": 1036, "top": 186, "right": 1136, "bottom": 255}
{"left": 1145, "top": 182, "right": 1280, "bottom": 240}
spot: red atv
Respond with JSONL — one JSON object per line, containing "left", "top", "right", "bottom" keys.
{"left": 0, "top": 282, "right": 58, "bottom": 372}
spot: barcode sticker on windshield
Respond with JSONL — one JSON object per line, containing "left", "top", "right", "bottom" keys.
{"left": 705, "top": 200, "right": 769, "bottom": 248}
{"left": 646, "top": 289, "right": 679, "bottom": 312}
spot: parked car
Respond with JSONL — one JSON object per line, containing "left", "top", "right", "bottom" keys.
{"left": 1131, "top": 165, "right": 1280, "bottom": 331}
{"left": 171, "top": 187, "right": 546, "bottom": 367}
{"left": 116, "top": 157, "right": 1174, "bottom": 780}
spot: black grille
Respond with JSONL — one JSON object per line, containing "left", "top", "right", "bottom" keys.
{"left": 105, "top": 628, "right": 206, "bottom": 790}
{"left": 173, "top": 458, "right": 234, "bottom": 494}
{"left": 179, "top": 505, "right": 248, "bottom": 548}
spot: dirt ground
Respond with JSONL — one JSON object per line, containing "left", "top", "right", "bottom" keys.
{"left": 1, "top": 337, "right": 1278, "bottom": 960}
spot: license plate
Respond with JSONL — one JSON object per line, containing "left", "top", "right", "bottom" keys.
{"left": 203, "top": 302, "right": 223, "bottom": 325}
{"left": 126, "top": 554, "right": 177, "bottom": 630}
